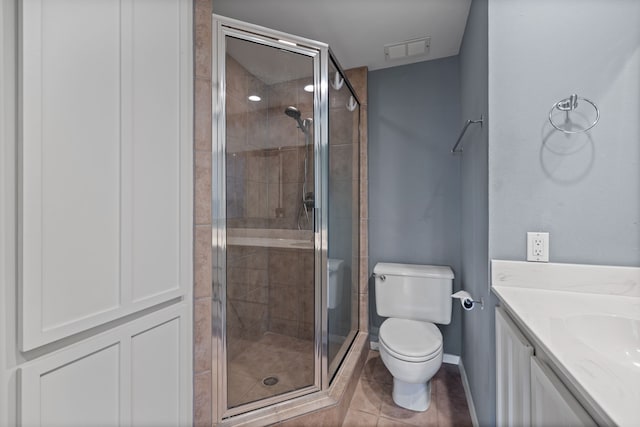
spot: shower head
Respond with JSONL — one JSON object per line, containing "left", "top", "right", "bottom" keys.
{"left": 284, "top": 106, "right": 307, "bottom": 132}
{"left": 284, "top": 106, "right": 301, "bottom": 120}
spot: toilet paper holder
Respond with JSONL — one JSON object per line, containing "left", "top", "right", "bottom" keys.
{"left": 451, "top": 291, "right": 484, "bottom": 311}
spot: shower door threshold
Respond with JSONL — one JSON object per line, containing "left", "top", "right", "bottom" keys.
{"left": 221, "top": 385, "right": 320, "bottom": 420}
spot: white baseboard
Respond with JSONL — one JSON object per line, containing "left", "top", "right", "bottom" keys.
{"left": 369, "top": 340, "right": 379, "bottom": 351}
{"left": 443, "top": 353, "right": 460, "bottom": 365}
{"left": 459, "top": 359, "right": 480, "bottom": 427}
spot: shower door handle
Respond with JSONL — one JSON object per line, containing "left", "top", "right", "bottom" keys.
{"left": 212, "top": 280, "right": 220, "bottom": 302}
{"left": 313, "top": 207, "right": 320, "bottom": 234}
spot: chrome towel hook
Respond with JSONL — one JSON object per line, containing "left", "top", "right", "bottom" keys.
{"left": 548, "top": 94, "right": 600, "bottom": 134}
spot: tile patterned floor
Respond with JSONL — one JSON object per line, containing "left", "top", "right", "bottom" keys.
{"left": 227, "top": 332, "right": 314, "bottom": 408}
{"left": 343, "top": 351, "right": 473, "bottom": 427}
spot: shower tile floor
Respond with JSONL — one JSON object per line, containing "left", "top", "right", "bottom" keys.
{"left": 343, "top": 351, "right": 473, "bottom": 427}
{"left": 227, "top": 332, "right": 315, "bottom": 408}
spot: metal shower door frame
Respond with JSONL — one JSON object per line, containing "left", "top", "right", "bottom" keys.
{"left": 211, "top": 14, "right": 330, "bottom": 421}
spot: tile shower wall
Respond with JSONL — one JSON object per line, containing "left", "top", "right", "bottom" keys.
{"left": 328, "top": 71, "right": 361, "bottom": 340}
{"left": 225, "top": 55, "right": 313, "bottom": 230}
{"left": 226, "top": 245, "right": 269, "bottom": 339}
{"left": 225, "top": 54, "right": 315, "bottom": 342}
{"left": 267, "top": 248, "right": 315, "bottom": 340}
{"left": 345, "top": 67, "right": 369, "bottom": 335}
{"left": 225, "top": 245, "right": 314, "bottom": 343}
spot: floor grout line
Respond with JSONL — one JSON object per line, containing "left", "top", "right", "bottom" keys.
{"left": 343, "top": 350, "right": 472, "bottom": 427}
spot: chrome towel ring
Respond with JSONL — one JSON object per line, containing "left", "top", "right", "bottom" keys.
{"left": 548, "top": 94, "right": 600, "bottom": 134}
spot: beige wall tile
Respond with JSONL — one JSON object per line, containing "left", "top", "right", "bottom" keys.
{"left": 195, "top": 78, "right": 212, "bottom": 152}
{"left": 344, "top": 67, "right": 368, "bottom": 106}
{"left": 359, "top": 257, "right": 369, "bottom": 294}
{"left": 226, "top": 109, "right": 248, "bottom": 143}
{"left": 226, "top": 55, "right": 249, "bottom": 99}
{"left": 359, "top": 178, "right": 368, "bottom": 221}
{"left": 359, "top": 219, "right": 368, "bottom": 258}
{"left": 194, "top": 0, "right": 211, "bottom": 79}
{"left": 268, "top": 249, "right": 302, "bottom": 284}
{"left": 194, "top": 225, "right": 212, "bottom": 299}
{"left": 268, "top": 81, "right": 297, "bottom": 111}
{"left": 269, "top": 284, "right": 300, "bottom": 321}
{"left": 194, "top": 371, "right": 212, "bottom": 427}
{"left": 194, "top": 298, "right": 212, "bottom": 373}
{"left": 194, "top": 151, "right": 211, "bottom": 225}
{"left": 329, "top": 144, "right": 353, "bottom": 179}
{"left": 359, "top": 292, "right": 369, "bottom": 333}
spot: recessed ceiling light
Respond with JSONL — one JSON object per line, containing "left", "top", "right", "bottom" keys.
{"left": 304, "top": 85, "right": 314, "bottom": 93}
{"left": 248, "top": 95, "right": 261, "bottom": 102}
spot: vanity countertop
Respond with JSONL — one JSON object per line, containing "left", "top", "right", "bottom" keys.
{"left": 492, "top": 284, "right": 640, "bottom": 426}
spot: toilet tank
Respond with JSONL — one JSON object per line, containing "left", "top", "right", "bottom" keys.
{"left": 374, "top": 262, "right": 454, "bottom": 324}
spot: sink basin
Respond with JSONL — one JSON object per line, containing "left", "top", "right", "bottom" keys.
{"left": 564, "top": 314, "right": 640, "bottom": 368}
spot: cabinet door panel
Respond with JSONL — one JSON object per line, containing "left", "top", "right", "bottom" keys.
{"left": 495, "top": 307, "right": 534, "bottom": 426}
{"left": 22, "top": 0, "right": 122, "bottom": 343}
{"left": 40, "top": 344, "right": 121, "bottom": 426}
{"left": 530, "top": 356, "right": 596, "bottom": 427}
{"left": 20, "top": 0, "right": 192, "bottom": 351}
{"left": 129, "top": 0, "right": 182, "bottom": 302}
{"left": 131, "top": 318, "right": 181, "bottom": 425}
{"left": 20, "top": 304, "right": 191, "bottom": 426}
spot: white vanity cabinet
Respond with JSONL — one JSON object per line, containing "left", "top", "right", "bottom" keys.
{"left": 495, "top": 307, "right": 597, "bottom": 427}
{"left": 495, "top": 307, "right": 533, "bottom": 426}
{"left": 530, "top": 357, "right": 597, "bottom": 427}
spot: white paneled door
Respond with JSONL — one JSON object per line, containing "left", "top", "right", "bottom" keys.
{"left": 16, "top": 0, "right": 193, "bottom": 425}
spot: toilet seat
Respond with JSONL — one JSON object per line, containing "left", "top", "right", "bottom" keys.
{"left": 379, "top": 318, "right": 442, "bottom": 363}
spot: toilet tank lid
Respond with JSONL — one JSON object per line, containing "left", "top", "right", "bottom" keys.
{"left": 373, "top": 262, "right": 454, "bottom": 279}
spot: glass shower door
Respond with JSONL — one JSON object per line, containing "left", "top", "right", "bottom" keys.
{"left": 218, "top": 32, "right": 320, "bottom": 414}
{"left": 327, "top": 57, "right": 360, "bottom": 380}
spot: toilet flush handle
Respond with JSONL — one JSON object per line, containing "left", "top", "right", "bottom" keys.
{"left": 372, "top": 273, "right": 386, "bottom": 281}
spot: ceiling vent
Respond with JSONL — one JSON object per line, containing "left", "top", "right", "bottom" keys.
{"left": 384, "top": 37, "right": 431, "bottom": 61}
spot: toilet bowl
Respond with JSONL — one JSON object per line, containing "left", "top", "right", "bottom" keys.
{"left": 374, "top": 263, "right": 453, "bottom": 412}
{"left": 379, "top": 318, "right": 443, "bottom": 411}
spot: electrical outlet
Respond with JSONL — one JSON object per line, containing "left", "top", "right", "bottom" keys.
{"left": 527, "top": 232, "right": 549, "bottom": 262}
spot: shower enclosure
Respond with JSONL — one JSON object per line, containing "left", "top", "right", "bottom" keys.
{"left": 212, "top": 15, "right": 361, "bottom": 419}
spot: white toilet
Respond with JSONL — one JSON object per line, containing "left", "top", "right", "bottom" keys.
{"left": 374, "top": 262, "right": 453, "bottom": 412}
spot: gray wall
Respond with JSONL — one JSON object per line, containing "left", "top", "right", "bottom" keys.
{"left": 459, "top": 0, "right": 494, "bottom": 425}
{"left": 368, "top": 57, "right": 462, "bottom": 355}
{"left": 458, "top": 1, "right": 640, "bottom": 425}
{"left": 488, "top": 0, "right": 640, "bottom": 265}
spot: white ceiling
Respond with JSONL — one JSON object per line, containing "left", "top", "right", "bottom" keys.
{"left": 212, "top": 0, "right": 472, "bottom": 71}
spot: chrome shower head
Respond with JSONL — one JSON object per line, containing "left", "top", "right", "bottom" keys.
{"left": 284, "top": 106, "right": 301, "bottom": 120}
{"left": 284, "top": 106, "right": 306, "bottom": 132}
{"left": 284, "top": 105, "right": 313, "bottom": 136}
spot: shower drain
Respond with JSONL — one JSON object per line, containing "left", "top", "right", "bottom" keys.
{"left": 262, "top": 376, "right": 279, "bottom": 387}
